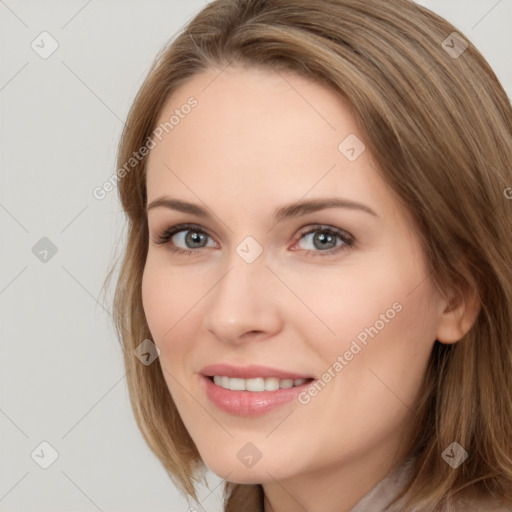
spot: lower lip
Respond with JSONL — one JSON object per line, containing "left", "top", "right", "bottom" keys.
{"left": 202, "top": 375, "right": 313, "bottom": 416}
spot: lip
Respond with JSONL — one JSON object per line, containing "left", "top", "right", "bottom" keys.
{"left": 201, "top": 374, "right": 314, "bottom": 416}
{"left": 200, "top": 363, "right": 314, "bottom": 380}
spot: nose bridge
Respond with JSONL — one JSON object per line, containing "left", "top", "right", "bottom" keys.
{"left": 216, "top": 232, "right": 269, "bottom": 303}
{"left": 202, "top": 244, "right": 282, "bottom": 343}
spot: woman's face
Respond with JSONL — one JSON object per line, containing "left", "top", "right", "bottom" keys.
{"left": 142, "top": 65, "right": 447, "bottom": 485}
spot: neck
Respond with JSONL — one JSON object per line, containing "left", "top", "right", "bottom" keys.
{"left": 261, "top": 436, "right": 412, "bottom": 512}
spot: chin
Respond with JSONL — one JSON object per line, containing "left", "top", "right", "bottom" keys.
{"left": 204, "top": 458, "right": 280, "bottom": 484}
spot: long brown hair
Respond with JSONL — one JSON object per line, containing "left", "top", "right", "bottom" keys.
{"left": 104, "top": 0, "right": 512, "bottom": 510}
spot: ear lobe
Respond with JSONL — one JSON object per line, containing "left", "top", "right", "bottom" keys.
{"left": 435, "top": 280, "right": 482, "bottom": 344}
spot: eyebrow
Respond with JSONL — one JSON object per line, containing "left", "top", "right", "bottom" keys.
{"left": 146, "top": 196, "right": 379, "bottom": 223}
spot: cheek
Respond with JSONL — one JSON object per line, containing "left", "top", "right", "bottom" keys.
{"left": 141, "top": 260, "right": 172, "bottom": 340}
{"left": 285, "top": 245, "right": 438, "bottom": 377}
{"left": 322, "top": 259, "right": 439, "bottom": 412}
{"left": 293, "top": 274, "right": 438, "bottom": 460}
{"left": 141, "top": 254, "right": 201, "bottom": 341}
{"left": 274, "top": 255, "right": 414, "bottom": 349}
{"left": 141, "top": 258, "right": 198, "bottom": 397}
{"left": 141, "top": 254, "right": 220, "bottom": 389}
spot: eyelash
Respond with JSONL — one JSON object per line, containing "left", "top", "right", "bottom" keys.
{"left": 153, "top": 223, "right": 355, "bottom": 258}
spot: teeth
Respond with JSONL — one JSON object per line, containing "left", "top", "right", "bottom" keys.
{"left": 212, "top": 375, "right": 307, "bottom": 392}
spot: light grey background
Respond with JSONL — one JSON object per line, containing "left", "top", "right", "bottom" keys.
{"left": 1, "top": 1, "right": 510, "bottom": 511}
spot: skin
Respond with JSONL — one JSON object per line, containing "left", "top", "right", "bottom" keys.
{"left": 142, "top": 64, "right": 480, "bottom": 512}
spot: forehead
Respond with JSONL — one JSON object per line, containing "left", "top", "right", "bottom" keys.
{"left": 145, "top": 65, "right": 405, "bottom": 226}
{"left": 151, "top": 66, "right": 351, "bottom": 160}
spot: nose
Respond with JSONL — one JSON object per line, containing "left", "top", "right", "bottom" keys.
{"left": 202, "top": 255, "right": 283, "bottom": 345}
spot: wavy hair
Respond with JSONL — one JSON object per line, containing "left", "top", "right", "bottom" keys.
{"left": 104, "top": 0, "right": 512, "bottom": 510}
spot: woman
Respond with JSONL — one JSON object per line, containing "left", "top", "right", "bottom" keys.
{"left": 106, "top": 0, "right": 512, "bottom": 510}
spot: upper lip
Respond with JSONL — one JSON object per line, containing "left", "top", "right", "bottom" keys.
{"left": 201, "top": 363, "right": 314, "bottom": 380}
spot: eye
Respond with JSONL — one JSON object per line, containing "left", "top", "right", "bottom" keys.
{"left": 152, "top": 223, "right": 355, "bottom": 258}
{"left": 292, "top": 225, "right": 355, "bottom": 257}
{"left": 153, "top": 223, "right": 216, "bottom": 256}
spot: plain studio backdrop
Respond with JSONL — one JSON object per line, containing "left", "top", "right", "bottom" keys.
{"left": 0, "top": 1, "right": 511, "bottom": 511}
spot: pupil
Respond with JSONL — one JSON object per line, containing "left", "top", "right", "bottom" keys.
{"left": 315, "top": 232, "right": 335, "bottom": 250}
{"left": 187, "top": 231, "right": 205, "bottom": 248}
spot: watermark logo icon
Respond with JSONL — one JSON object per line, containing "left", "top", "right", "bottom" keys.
{"left": 442, "top": 32, "right": 468, "bottom": 59}
{"left": 134, "top": 339, "right": 160, "bottom": 365}
{"left": 237, "top": 442, "right": 262, "bottom": 468}
{"left": 441, "top": 442, "right": 468, "bottom": 468}
{"left": 32, "top": 237, "right": 58, "bottom": 263}
{"left": 31, "top": 441, "right": 59, "bottom": 469}
{"left": 236, "top": 236, "right": 263, "bottom": 264}
{"left": 31, "top": 32, "right": 59, "bottom": 59}
{"left": 338, "top": 134, "right": 366, "bottom": 162}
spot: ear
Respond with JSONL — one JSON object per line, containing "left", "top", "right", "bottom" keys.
{"left": 435, "top": 278, "right": 482, "bottom": 344}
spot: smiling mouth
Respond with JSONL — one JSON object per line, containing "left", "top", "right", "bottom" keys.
{"left": 208, "top": 375, "right": 315, "bottom": 392}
